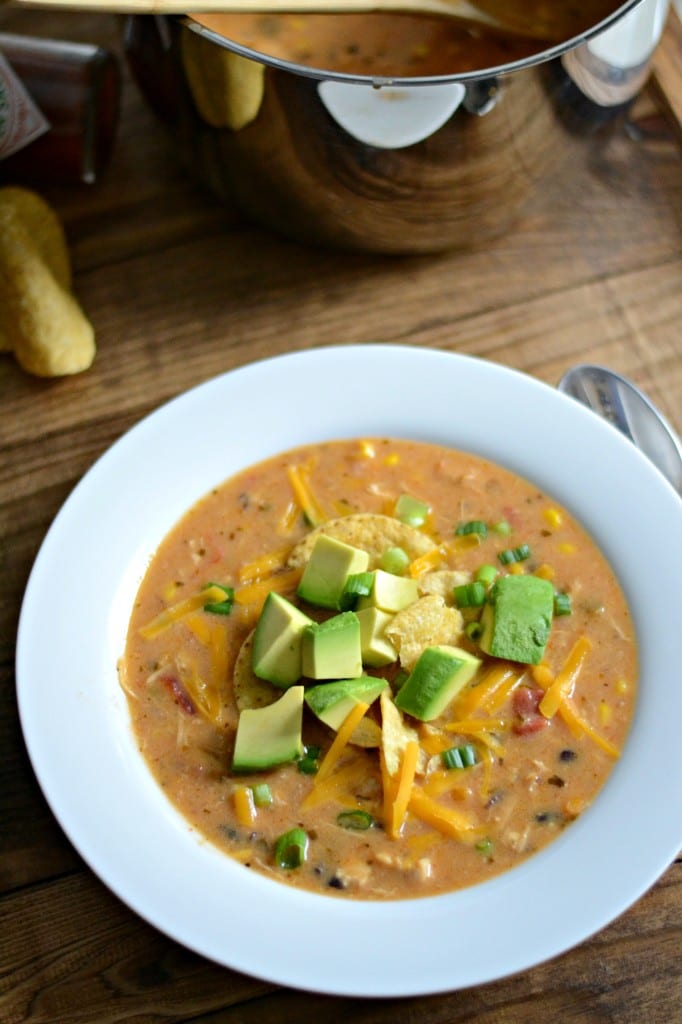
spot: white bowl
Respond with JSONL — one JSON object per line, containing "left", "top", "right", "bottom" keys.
{"left": 16, "top": 345, "right": 682, "bottom": 996}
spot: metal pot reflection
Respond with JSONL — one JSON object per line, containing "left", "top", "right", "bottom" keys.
{"left": 123, "top": 5, "right": 642, "bottom": 254}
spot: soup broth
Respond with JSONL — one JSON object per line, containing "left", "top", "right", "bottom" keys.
{"left": 121, "top": 439, "right": 636, "bottom": 900}
{"left": 190, "top": 2, "right": 626, "bottom": 78}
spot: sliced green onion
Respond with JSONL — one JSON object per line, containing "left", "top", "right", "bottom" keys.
{"left": 336, "top": 809, "right": 375, "bottom": 831}
{"left": 554, "top": 592, "right": 572, "bottom": 616}
{"left": 203, "top": 582, "right": 235, "bottom": 615}
{"left": 453, "top": 581, "right": 487, "bottom": 608}
{"left": 498, "top": 543, "right": 531, "bottom": 565}
{"left": 379, "top": 546, "right": 409, "bottom": 576}
{"left": 297, "top": 744, "right": 321, "bottom": 775}
{"left": 475, "top": 564, "right": 498, "bottom": 587}
{"left": 475, "top": 838, "right": 494, "bottom": 856}
{"left": 339, "top": 571, "right": 374, "bottom": 610}
{"left": 455, "top": 520, "right": 488, "bottom": 538}
{"left": 274, "top": 827, "right": 309, "bottom": 869}
{"left": 394, "top": 494, "right": 430, "bottom": 528}
{"left": 442, "top": 743, "right": 477, "bottom": 770}
{"left": 492, "top": 520, "right": 512, "bottom": 536}
{"left": 251, "top": 783, "right": 273, "bottom": 807}
{"left": 465, "top": 621, "right": 483, "bottom": 641}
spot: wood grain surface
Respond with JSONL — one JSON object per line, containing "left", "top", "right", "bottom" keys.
{"left": 0, "top": 8, "right": 680, "bottom": 1023}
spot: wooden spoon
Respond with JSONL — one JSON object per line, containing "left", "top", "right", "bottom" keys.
{"left": 4, "top": 0, "right": 557, "bottom": 39}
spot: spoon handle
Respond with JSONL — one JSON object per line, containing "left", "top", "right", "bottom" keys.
{"left": 5, "top": 0, "right": 547, "bottom": 34}
{"left": 560, "top": 364, "right": 682, "bottom": 496}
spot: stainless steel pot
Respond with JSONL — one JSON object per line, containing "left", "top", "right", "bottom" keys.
{"left": 123, "top": 2, "right": 653, "bottom": 253}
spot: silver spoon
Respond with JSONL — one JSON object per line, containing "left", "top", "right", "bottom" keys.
{"left": 558, "top": 364, "right": 682, "bottom": 496}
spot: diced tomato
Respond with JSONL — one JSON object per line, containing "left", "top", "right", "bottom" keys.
{"left": 161, "top": 673, "right": 197, "bottom": 715}
{"left": 512, "top": 685, "right": 549, "bottom": 735}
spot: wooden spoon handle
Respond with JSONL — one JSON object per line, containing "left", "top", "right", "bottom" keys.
{"left": 5, "top": 0, "right": 543, "bottom": 36}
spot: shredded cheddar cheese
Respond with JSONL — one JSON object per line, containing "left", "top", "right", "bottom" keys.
{"left": 233, "top": 569, "right": 301, "bottom": 609}
{"left": 408, "top": 789, "right": 485, "bottom": 843}
{"left": 559, "top": 699, "right": 620, "bottom": 758}
{"left": 139, "top": 585, "right": 228, "bottom": 639}
{"left": 287, "top": 461, "right": 327, "bottom": 527}
{"left": 454, "top": 662, "right": 520, "bottom": 718}
{"left": 389, "top": 739, "right": 419, "bottom": 838}
{"left": 233, "top": 785, "right": 256, "bottom": 827}
{"left": 313, "top": 702, "right": 370, "bottom": 785}
{"left": 539, "top": 636, "right": 592, "bottom": 719}
{"left": 408, "top": 547, "right": 442, "bottom": 578}
{"left": 238, "top": 547, "right": 290, "bottom": 584}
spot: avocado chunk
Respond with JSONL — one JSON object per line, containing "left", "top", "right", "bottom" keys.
{"left": 301, "top": 611, "right": 363, "bottom": 680}
{"left": 356, "top": 606, "right": 398, "bottom": 667}
{"left": 305, "top": 675, "right": 388, "bottom": 731}
{"left": 232, "top": 685, "right": 305, "bottom": 771}
{"left": 357, "top": 569, "right": 419, "bottom": 614}
{"left": 394, "top": 645, "right": 482, "bottom": 721}
{"left": 297, "top": 534, "right": 370, "bottom": 610}
{"left": 479, "top": 574, "right": 554, "bottom": 665}
{"left": 252, "top": 592, "right": 313, "bottom": 688}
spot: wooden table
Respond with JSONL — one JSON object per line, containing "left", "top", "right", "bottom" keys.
{"left": 1, "top": 8, "right": 680, "bottom": 1022}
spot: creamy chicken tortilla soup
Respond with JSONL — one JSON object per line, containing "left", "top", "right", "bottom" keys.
{"left": 121, "top": 439, "right": 636, "bottom": 899}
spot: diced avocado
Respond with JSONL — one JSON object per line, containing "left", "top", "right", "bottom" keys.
{"left": 232, "top": 685, "right": 305, "bottom": 771}
{"left": 394, "top": 645, "right": 482, "bottom": 721}
{"left": 479, "top": 574, "right": 554, "bottom": 665}
{"left": 305, "top": 675, "right": 388, "bottom": 731}
{"left": 297, "top": 534, "right": 370, "bottom": 610}
{"left": 252, "top": 592, "right": 313, "bottom": 688}
{"left": 356, "top": 606, "right": 398, "bottom": 667}
{"left": 357, "top": 569, "right": 419, "bottom": 614}
{"left": 301, "top": 612, "right": 362, "bottom": 680}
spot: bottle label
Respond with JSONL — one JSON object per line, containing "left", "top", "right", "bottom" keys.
{"left": 0, "top": 51, "right": 50, "bottom": 160}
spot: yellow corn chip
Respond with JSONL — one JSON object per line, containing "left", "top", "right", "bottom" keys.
{"left": 380, "top": 690, "right": 426, "bottom": 776}
{"left": 417, "top": 569, "right": 470, "bottom": 602}
{"left": 385, "top": 595, "right": 464, "bottom": 671}
{"left": 288, "top": 513, "right": 437, "bottom": 570}
{"left": 232, "top": 630, "right": 281, "bottom": 710}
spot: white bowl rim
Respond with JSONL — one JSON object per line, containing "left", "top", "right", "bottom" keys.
{"left": 16, "top": 344, "right": 682, "bottom": 997}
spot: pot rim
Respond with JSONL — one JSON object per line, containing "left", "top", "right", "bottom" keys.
{"left": 178, "top": 1, "right": 642, "bottom": 86}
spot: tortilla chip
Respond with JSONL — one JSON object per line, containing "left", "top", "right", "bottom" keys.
{"left": 348, "top": 716, "right": 382, "bottom": 749}
{"left": 232, "top": 630, "right": 282, "bottom": 710}
{"left": 288, "top": 514, "right": 437, "bottom": 570}
{"left": 385, "top": 595, "right": 464, "bottom": 671}
{"left": 380, "top": 690, "right": 425, "bottom": 776}
{"left": 418, "top": 569, "right": 471, "bottom": 602}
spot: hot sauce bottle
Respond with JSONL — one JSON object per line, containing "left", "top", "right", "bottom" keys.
{"left": 0, "top": 32, "right": 120, "bottom": 185}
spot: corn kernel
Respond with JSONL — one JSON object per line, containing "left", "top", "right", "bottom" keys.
{"left": 452, "top": 533, "right": 482, "bottom": 552}
{"left": 558, "top": 542, "right": 576, "bottom": 555}
{"left": 599, "top": 701, "right": 612, "bottom": 726}
{"left": 535, "top": 563, "right": 555, "bottom": 581}
{"left": 233, "top": 785, "right": 256, "bottom": 827}
{"left": 163, "top": 579, "right": 183, "bottom": 602}
{"left": 543, "top": 507, "right": 563, "bottom": 529}
{"left": 532, "top": 663, "right": 554, "bottom": 688}
{"left": 383, "top": 453, "right": 400, "bottom": 466}
{"left": 564, "top": 797, "right": 589, "bottom": 819}
{"left": 508, "top": 562, "right": 524, "bottom": 574}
